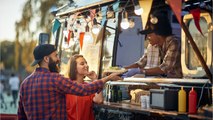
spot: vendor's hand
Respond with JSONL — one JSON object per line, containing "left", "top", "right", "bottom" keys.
{"left": 123, "top": 66, "right": 130, "bottom": 69}
{"left": 86, "top": 71, "right": 97, "bottom": 80}
{"left": 122, "top": 68, "right": 141, "bottom": 78}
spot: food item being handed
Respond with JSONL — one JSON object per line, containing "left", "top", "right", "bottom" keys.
{"left": 104, "top": 66, "right": 127, "bottom": 73}
{"left": 109, "top": 66, "right": 120, "bottom": 70}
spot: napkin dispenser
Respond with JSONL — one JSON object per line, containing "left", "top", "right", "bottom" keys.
{"left": 150, "top": 89, "right": 178, "bottom": 110}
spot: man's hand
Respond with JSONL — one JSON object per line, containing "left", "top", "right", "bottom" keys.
{"left": 86, "top": 71, "right": 98, "bottom": 80}
{"left": 106, "top": 72, "right": 123, "bottom": 81}
{"left": 122, "top": 68, "right": 141, "bottom": 78}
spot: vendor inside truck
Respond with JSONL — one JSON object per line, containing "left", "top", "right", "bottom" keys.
{"left": 123, "top": 10, "right": 182, "bottom": 78}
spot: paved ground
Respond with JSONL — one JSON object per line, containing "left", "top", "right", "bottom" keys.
{"left": 0, "top": 92, "right": 18, "bottom": 114}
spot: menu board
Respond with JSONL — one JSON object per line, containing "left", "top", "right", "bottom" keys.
{"left": 80, "top": 36, "right": 102, "bottom": 76}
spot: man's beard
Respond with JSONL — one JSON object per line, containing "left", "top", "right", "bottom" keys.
{"left": 48, "top": 58, "right": 60, "bottom": 73}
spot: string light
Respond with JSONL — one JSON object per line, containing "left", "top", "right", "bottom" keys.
{"left": 92, "top": 18, "right": 100, "bottom": 34}
{"left": 120, "top": 11, "right": 129, "bottom": 29}
{"left": 65, "top": 0, "right": 145, "bottom": 34}
{"left": 84, "top": 24, "right": 93, "bottom": 43}
{"left": 107, "top": 6, "right": 115, "bottom": 18}
{"left": 150, "top": 15, "right": 158, "bottom": 24}
{"left": 134, "top": 4, "right": 143, "bottom": 15}
{"left": 129, "top": 18, "right": 135, "bottom": 28}
{"left": 63, "top": 20, "right": 68, "bottom": 38}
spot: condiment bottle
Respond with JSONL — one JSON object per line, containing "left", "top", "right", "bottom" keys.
{"left": 110, "top": 89, "right": 114, "bottom": 102}
{"left": 188, "top": 87, "right": 197, "bottom": 114}
{"left": 117, "top": 88, "right": 122, "bottom": 102}
{"left": 178, "top": 86, "right": 186, "bottom": 113}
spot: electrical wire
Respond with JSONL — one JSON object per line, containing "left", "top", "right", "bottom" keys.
{"left": 196, "top": 81, "right": 211, "bottom": 109}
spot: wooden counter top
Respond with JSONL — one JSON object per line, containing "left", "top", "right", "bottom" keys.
{"left": 123, "top": 77, "right": 210, "bottom": 84}
{"left": 106, "top": 78, "right": 211, "bottom": 88}
{"left": 94, "top": 101, "right": 212, "bottom": 120}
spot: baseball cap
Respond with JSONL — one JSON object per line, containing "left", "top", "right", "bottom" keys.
{"left": 139, "top": 11, "right": 172, "bottom": 36}
{"left": 31, "top": 44, "right": 57, "bottom": 66}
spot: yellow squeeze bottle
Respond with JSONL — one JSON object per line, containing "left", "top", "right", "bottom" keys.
{"left": 178, "top": 86, "right": 186, "bottom": 113}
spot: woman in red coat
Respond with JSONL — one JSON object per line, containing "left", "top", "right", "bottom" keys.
{"left": 66, "top": 54, "right": 103, "bottom": 120}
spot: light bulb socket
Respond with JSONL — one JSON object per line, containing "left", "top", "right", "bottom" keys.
{"left": 107, "top": 6, "right": 115, "bottom": 18}
{"left": 64, "top": 20, "right": 68, "bottom": 28}
{"left": 85, "top": 24, "right": 89, "bottom": 32}
{"left": 76, "top": 20, "right": 81, "bottom": 25}
{"left": 134, "top": 5, "right": 140, "bottom": 10}
{"left": 93, "top": 18, "right": 98, "bottom": 25}
{"left": 71, "top": 31, "right": 74, "bottom": 38}
{"left": 122, "top": 11, "right": 128, "bottom": 19}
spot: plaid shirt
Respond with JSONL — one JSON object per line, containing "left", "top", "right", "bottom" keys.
{"left": 136, "top": 35, "right": 182, "bottom": 78}
{"left": 136, "top": 44, "right": 160, "bottom": 69}
{"left": 18, "top": 67, "right": 104, "bottom": 120}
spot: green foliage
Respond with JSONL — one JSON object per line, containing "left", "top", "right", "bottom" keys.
{"left": 0, "top": 39, "right": 37, "bottom": 73}
{"left": 21, "top": 40, "right": 37, "bottom": 73}
{"left": 0, "top": 41, "right": 15, "bottom": 69}
{"left": 12, "top": 0, "right": 64, "bottom": 73}
{"left": 16, "top": 0, "right": 62, "bottom": 36}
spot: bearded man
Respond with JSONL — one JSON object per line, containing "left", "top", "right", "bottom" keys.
{"left": 17, "top": 44, "right": 122, "bottom": 120}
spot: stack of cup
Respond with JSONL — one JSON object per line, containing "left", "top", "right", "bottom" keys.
{"left": 140, "top": 95, "right": 150, "bottom": 109}
{"left": 146, "top": 95, "right": 150, "bottom": 109}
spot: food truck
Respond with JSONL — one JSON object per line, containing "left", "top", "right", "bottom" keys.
{"left": 0, "top": 1, "right": 212, "bottom": 120}
{"left": 44, "top": 0, "right": 212, "bottom": 119}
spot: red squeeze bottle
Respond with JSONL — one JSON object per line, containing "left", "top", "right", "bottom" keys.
{"left": 188, "top": 87, "right": 197, "bottom": 114}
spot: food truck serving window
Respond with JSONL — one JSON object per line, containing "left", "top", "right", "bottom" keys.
{"left": 181, "top": 13, "right": 213, "bottom": 78}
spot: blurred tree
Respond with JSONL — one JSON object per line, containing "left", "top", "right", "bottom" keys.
{"left": 14, "top": 0, "right": 66, "bottom": 72}
{"left": 21, "top": 40, "right": 37, "bottom": 73}
{"left": 14, "top": 22, "right": 20, "bottom": 72}
{"left": 0, "top": 41, "right": 15, "bottom": 69}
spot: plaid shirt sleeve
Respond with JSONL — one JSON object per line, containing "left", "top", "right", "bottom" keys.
{"left": 17, "top": 84, "right": 27, "bottom": 120}
{"left": 135, "top": 50, "right": 147, "bottom": 68}
{"left": 52, "top": 74, "right": 104, "bottom": 96}
{"left": 159, "top": 37, "right": 180, "bottom": 73}
{"left": 17, "top": 68, "right": 105, "bottom": 120}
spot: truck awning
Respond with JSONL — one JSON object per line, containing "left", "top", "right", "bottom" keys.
{"left": 56, "top": 0, "right": 115, "bottom": 17}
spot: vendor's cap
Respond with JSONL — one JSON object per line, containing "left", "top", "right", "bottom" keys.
{"left": 139, "top": 11, "right": 172, "bottom": 36}
{"left": 31, "top": 44, "right": 57, "bottom": 66}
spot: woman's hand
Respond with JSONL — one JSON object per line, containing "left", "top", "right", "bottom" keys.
{"left": 86, "top": 71, "right": 98, "bottom": 80}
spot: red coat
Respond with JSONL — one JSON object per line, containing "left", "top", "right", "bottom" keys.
{"left": 66, "top": 82, "right": 95, "bottom": 120}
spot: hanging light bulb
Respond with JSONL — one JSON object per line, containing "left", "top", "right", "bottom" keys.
{"left": 76, "top": 20, "right": 81, "bottom": 27}
{"left": 134, "top": 4, "right": 143, "bottom": 15}
{"left": 92, "top": 18, "right": 100, "bottom": 34}
{"left": 95, "top": 8, "right": 102, "bottom": 20}
{"left": 63, "top": 20, "right": 68, "bottom": 38}
{"left": 129, "top": 19, "right": 135, "bottom": 28}
{"left": 150, "top": 15, "right": 158, "bottom": 24}
{"left": 62, "top": 20, "right": 69, "bottom": 49}
{"left": 120, "top": 11, "right": 129, "bottom": 29}
{"left": 92, "top": 26, "right": 100, "bottom": 34}
{"left": 84, "top": 24, "right": 93, "bottom": 43}
{"left": 107, "top": 6, "right": 115, "bottom": 18}
{"left": 165, "top": 0, "right": 169, "bottom": 5}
